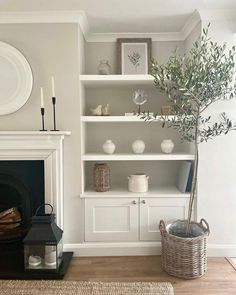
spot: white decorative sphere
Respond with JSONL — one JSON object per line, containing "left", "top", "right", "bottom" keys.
{"left": 102, "top": 139, "right": 116, "bottom": 154}
{"left": 161, "top": 139, "right": 174, "bottom": 153}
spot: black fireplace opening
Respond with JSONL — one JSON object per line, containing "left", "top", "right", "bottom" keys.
{"left": 0, "top": 160, "right": 45, "bottom": 244}
{"left": 0, "top": 160, "right": 73, "bottom": 279}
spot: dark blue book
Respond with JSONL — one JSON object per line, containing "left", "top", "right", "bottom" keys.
{"left": 186, "top": 162, "right": 193, "bottom": 192}
{"left": 176, "top": 161, "right": 193, "bottom": 193}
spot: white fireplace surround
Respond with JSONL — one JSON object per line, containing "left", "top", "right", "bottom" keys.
{"left": 0, "top": 131, "right": 71, "bottom": 229}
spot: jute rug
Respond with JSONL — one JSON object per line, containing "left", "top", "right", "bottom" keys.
{"left": 0, "top": 280, "right": 174, "bottom": 295}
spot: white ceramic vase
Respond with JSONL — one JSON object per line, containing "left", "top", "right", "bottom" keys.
{"left": 161, "top": 139, "right": 174, "bottom": 154}
{"left": 128, "top": 174, "right": 149, "bottom": 193}
{"left": 97, "top": 60, "right": 111, "bottom": 75}
{"left": 132, "top": 140, "right": 145, "bottom": 154}
{"left": 102, "top": 139, "right": 116, "bottom": 154}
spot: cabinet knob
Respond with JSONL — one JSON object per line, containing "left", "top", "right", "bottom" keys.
{"left": 141, "top": 200, "right": 146, "bottom": 204}
{"left": 132, "top": 200, "right": 137, "bottom": 205}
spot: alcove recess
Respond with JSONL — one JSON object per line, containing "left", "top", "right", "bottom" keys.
{"left": 79, "top": 40, "right": 194, "bottom": 198}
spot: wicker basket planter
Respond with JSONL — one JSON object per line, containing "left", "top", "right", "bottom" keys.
{"left": 159, "top": 219, "right": 210, "bottom": 279}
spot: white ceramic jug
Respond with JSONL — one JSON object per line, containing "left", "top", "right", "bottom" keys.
{"left": 128, "top": 174, "right": 149, "bottom": 193}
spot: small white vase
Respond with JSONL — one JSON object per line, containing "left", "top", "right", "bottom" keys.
{"left": 132, "top": 140, "right": 145, "bottom": 154}
{"left": 128, "top": 174, "right": 149, "bottom": 193}
{"left": 97, "top": 60, "right": 111, "bottom": 75}
{"left": 102, "top": 139, "right": 116, "bottom": 154}
{"left": 161, "top": 139, "right": 174, "bottom": 154}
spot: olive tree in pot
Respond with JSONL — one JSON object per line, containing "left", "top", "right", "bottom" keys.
{"left": 142, "top": 25, "right": 236, "bottom": 279}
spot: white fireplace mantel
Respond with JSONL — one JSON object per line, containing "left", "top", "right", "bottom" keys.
{"left": 0, "top": 131, "right": 71, "bottom": 229}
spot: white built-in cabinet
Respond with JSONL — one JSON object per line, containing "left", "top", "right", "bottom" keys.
{"left": 85, "top": 198, "right": 139, "bottom": 242}
{"left": 85, "top": 197, "right": 189, "bottom": 242}
{"left": 79, "top": 74, "right": 194, "bottom": 245}
{"left": 139, "top": 197, "right": 189, "bottom": 241}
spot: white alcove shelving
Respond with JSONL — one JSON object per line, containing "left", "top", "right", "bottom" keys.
{"left": 79, "top": 73, "right": 195, "bottom": 245}
{"left": 79, "top": 74, "right": 194, "bottom": 194}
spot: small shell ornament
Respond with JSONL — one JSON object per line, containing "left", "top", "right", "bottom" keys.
{"left": 90, "top": 105, "right": 102, "bottom": 116}
{"left": 102, "top": 104, "right": 110, "bottom": 116}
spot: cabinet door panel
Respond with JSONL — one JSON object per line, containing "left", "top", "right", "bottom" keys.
{"left": 140, "top": 198, "right": 188, "bottom": 241}
{"left": 85, "top": 198, "right": 139, "bottom": 242}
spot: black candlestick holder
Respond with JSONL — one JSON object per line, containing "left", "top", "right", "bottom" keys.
{"left": 40, "top": 108, "right": 47, "bottom": 131}
{"left": 51, "top": 96, "right": 59, "bottom": 131}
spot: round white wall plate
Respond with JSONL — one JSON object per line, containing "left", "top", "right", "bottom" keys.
{"left": 0, "top": 41, "right": 33, "bottom": 115}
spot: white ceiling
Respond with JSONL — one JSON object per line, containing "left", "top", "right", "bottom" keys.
{"left": 0, "top": 0, "right": 236, "bottom": 33}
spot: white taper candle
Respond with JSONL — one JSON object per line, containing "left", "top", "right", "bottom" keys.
{"left": 51, "top": 76, "right": 55, "bottom": 97}
{"left": 40, "top": 87, "right": 44, "bottom": 108}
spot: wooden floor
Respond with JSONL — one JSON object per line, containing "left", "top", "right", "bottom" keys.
{"left": 64, "top": 256, "right": 236, "bottom": 295}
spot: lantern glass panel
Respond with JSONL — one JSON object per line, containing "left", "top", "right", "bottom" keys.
{"left": 58, "top": 238, "right": 63, "bottom": 261}
{"left": 24, "top": 243, "right": 62, "bottom": 272}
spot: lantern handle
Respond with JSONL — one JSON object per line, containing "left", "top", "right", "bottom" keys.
{"left": 35, "top": 203, "right": 53, "bottom": 216}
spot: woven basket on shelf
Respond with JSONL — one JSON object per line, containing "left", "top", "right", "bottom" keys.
{"left": 93, "top": 163, "right": 110, "bottom": 192}
{"left": 159, "top": 219, "right": 210, "bottom": 279}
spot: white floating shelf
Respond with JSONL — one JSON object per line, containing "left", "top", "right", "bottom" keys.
{"left": 80, "top": 74, "right": 154, "bottom": 87}
{"left": 81, "top": 116, "right": 176, "bottom": 122}
{"left": 82, "top": 153, "right": 195, "bottom": 161}
{"left": 81, "top": 185, "right": 190, "bottom": 198}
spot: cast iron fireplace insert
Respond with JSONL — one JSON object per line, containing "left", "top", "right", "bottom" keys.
{"left": 0, "top": 160, "right": 72, "bottom": 279}
{"left": 0, "top": 160, "right": 44, "bottom": 244}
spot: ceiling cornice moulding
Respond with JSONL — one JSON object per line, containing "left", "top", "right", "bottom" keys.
{"left": 0, "top": 10, "right": 84, "bottom": 23}
{"left": 0, "top": 10, "right": 199, "bottom": 41}
{"left": 86, "top": 32, "right": 184, "bottom": 42}
{"left": 0, "top": 10, "right": 199, "bottom": 42}
{"left": 0, "top": 10, "right": 90, "bottom": 36}
{"left": 85, "top": 11, "right": 201, "bottom": 42}
{"left": 182, "top": 10, "right": 201, "bottom": 40}
{"left": 1, "top": 9, "right": 234, "bottom": 41}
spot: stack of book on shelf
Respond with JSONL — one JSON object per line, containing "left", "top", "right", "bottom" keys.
{"left": 176, "top": 161, "right": 193, "bottom": 193}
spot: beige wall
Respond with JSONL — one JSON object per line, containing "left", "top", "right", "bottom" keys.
{"left": 198, "top": 20, "right": 236, "bottom": 247}
{"left": 0, "top": 23, "right": 185, "bottom": 245}
{"left": 0, "top": 23, "right": 82, "bottom": 243}
{"left": 1, "top": 20, "right": 235, "bottom": 254}
{"left": 85, "top": 40, "right": 185, "bottom": 74}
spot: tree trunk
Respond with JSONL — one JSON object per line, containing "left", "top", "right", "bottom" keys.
{"left": 186, "top": 119, "right": 199, "bottom": 235}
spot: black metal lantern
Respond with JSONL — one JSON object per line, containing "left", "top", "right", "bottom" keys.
{"left": 23, "top": 204, "right": 63, "bottom": 273}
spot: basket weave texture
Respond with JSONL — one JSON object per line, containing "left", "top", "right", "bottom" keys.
{"left": 159, "top": 219, "right": 210, "bottom": 279}
{"left": 93, "top": 163, "right": 110, "bottom": 192}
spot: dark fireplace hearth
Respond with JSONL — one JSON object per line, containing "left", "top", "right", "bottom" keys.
{"left": 0, "top": 160, "right": 72, "bottom": 279}
{"left": 0, "top": 161, "right": 44, "bottom": 277}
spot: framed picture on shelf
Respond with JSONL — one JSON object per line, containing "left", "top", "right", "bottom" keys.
{"left": 117, "top": 38, "right": 152, "bottom": 74}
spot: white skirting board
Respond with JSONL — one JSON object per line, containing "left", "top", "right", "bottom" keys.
{"left": 64, "top": 242, "right": 236, "bottom": 257}
{"left": 64, "top": 242, "right": 162, "bottom": 256}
